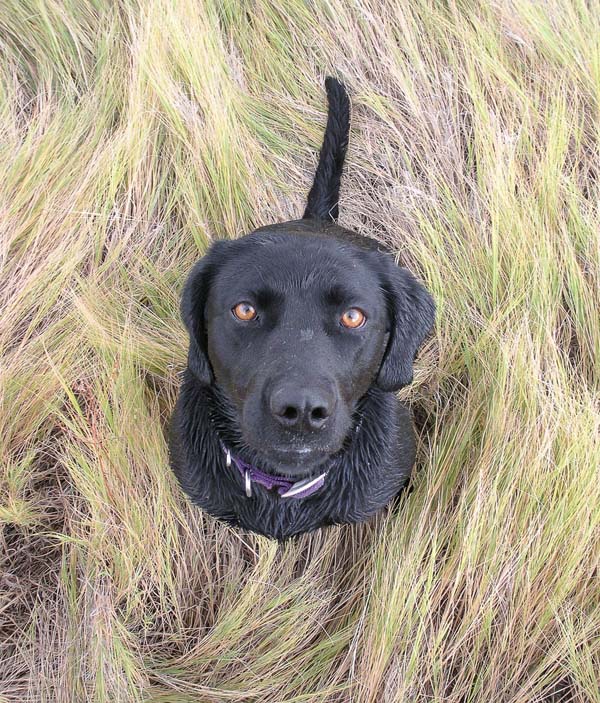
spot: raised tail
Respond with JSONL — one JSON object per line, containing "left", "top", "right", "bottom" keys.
{"left": 302, "top": 77, "right": 350, "bottom": 222}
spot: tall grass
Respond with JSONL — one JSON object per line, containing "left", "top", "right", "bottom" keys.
{"left": 1, "top": 1, "right": 599, "bottom": 701}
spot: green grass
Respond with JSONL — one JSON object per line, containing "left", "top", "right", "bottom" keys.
{"left": 1, "top": 1, "right": 599, "bottom": 701}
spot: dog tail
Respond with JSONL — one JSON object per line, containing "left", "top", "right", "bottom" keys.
{"left": 302, "top": 77, "right": 350, "bottom": 222}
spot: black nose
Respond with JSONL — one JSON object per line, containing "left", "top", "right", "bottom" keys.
{"left": 269, "top": 384, "right": 335, "bottom": 431}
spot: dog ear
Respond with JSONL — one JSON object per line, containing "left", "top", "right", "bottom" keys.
{"left": 375, "top": 261, "right": 435, "bottom": 392}
{"left": 180, "top": 241, "right": 231, "bottom": 384}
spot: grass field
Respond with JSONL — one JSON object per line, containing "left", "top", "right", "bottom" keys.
{"left": 1, "top": 0, "right": 599, "bottom": 701}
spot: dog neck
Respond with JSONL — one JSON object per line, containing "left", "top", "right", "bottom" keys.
{"left": 219, "top": 442, "right": 328, "bottom": 499}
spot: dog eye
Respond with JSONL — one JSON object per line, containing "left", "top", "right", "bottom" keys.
{"left": 232, "top": 302, "right": 257, "bottom": 321}
{"left": 340, "top": 308, "right": 366, "bottom": 329}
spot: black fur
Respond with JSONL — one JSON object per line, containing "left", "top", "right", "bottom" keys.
{"left": 170, "top": 379, "right": 415, "bottom": 540}
{"left": 169, "top": 78, "right": 435, "bottom": 540}
{"left": 302, "top": 77, "right": 350, "bottom": 222}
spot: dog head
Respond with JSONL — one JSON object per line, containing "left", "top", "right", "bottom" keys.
{"left": 180, "top": 225, "right": 434, "bottom": 477}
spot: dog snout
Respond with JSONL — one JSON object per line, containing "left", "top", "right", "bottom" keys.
{"left": 269, "top": 382, "right": 336, "bottom": 432}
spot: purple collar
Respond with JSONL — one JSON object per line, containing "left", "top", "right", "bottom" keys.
{"left": 221, "top": 444, "right": 327, "bottom": 499}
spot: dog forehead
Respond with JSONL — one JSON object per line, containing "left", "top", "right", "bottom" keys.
{"left": 212, "top": 234, "right": 380, "bottom": 299}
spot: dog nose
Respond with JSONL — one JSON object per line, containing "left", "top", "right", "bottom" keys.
{"left": 269, "top": 385, "right": 334, "bottom": 431}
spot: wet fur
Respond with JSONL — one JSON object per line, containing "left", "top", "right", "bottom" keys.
{"left": 170, "top": 381, "right": 415, "bottom": 539}
{"left": 169, "top": 79, "right": 434, "bottom": 540}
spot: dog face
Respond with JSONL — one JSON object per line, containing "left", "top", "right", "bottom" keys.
{"left": 181, "top": 226, "right": 434, "bottom": 477}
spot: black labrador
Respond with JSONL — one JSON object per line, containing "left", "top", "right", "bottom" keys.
{"left": 169, "top": 78, "right": 435, "bottom": 539}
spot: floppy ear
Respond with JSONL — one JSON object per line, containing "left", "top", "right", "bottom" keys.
{"left": 375, "top": 261, "right": 435, "bottom": 392}
{"left": 180, "top": 241, "right": 231, "bottom": 384}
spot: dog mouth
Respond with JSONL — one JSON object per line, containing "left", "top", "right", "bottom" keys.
{"left": 274, "top": 445, "right": 314, "bottom": 456}
{"left": 259, "top": 444, "right": 333, "bottom": 476}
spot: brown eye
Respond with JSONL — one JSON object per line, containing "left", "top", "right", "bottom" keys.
{"left": 341, "top": 308, "right": 366, "bottom": 329}
{"left": 232, "top": 302, "right": 257, "bottom": 321}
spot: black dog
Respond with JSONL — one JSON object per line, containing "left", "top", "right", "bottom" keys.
{"left": 169, "top": 78, "right": 434, "bottom": 539}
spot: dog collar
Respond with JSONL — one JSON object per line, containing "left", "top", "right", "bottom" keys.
{"left": 221, "top": 444, "right": 327, "bottom": 499}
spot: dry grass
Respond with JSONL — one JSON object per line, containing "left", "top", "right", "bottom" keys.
{"left": 1, "top": 0, "right": 599, "bottom": 701}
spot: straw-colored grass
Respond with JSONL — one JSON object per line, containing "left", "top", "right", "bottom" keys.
{"left": 1, "top": 1, "right": 599, "bottom": 701}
